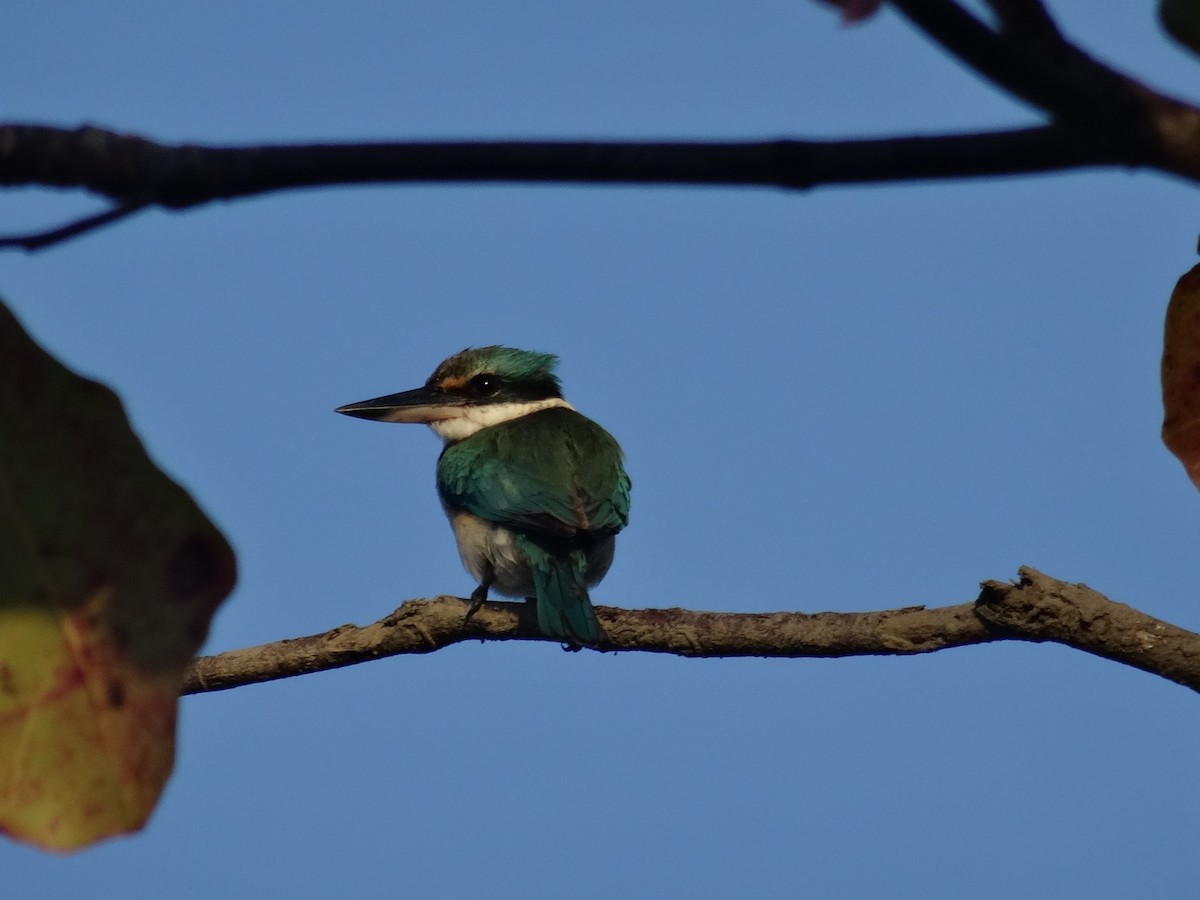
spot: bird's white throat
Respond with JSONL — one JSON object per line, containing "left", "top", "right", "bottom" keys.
{"left": 430, "top": 397, "right": 575, "bottom": 442}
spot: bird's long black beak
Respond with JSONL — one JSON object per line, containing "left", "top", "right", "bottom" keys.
{"left": 335, "top": 385, "right": 466, "bottom": 423}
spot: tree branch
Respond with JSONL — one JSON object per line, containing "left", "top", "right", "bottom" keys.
{"left": 889, "top": 0, "right": 1168, "bottom": 165}
{"left": 182, "top": 568, "right": 1200, "bottom": 696}
{"left": 891, "top": 0, "right": 1135, "bottom": 117}
{"left": 0, "top": 124, "right": 1140, "bottom": 250}
{"left": 983, "top": 0, "right": 1062, "bottom": 41}
{"left": 0, "top": 124, "right": 1125, "bottom": 200}
{"left": 4, "top": 1, "right": 1200, "bottom": 248}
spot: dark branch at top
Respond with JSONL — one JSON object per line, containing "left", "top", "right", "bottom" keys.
{"left": 984, "top": 0, "right": 1062, "bottom": 41}
{"left": 0, "top": 125, "right": 1126, "bottom": 205}
{"left": 0, "top": 125, "right": 1130, "bottom": 250}
{"left": 2, "top": 0, "right": 1200, "bottom": 249}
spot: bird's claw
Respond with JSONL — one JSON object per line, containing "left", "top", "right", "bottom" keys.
{"left": 464, "top": 583, "right": 490, "bottom": 626}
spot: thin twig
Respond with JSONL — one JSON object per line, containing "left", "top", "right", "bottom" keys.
{"left": 0, "top": 201, "right": 147, "bottom": 251}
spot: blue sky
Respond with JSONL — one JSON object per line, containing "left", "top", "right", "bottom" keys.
{"left": 4, "top": 2, "right": 1200, "bottom": 897}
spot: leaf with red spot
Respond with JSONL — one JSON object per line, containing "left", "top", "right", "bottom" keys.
{"left": 0, "top": 300, "right": 236, "bottom": 851}
{"left": 1162, "top": 264, "right": 1200, "bottom": 488}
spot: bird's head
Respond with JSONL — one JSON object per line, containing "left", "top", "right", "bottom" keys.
{"left": 336, "top": 346, "right": 569, "bottom": 441}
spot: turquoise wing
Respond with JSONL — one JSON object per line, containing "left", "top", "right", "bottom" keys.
{"left": 437, "top": 407, "right": 630, "bottom": 538}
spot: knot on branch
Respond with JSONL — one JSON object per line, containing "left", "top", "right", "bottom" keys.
{"left": 974, "top": 567, "right": 1200, "bottom": 692}
{"left": 975, "top": 566, "right": 1111, "bottom": 641}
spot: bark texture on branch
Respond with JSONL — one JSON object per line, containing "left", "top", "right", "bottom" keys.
{"left": 182, "top": 568, "right": 1200, "bottom": 695}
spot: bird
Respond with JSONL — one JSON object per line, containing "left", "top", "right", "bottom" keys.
{"left": 336, "top": 346, "right": 631, "bottom": 647}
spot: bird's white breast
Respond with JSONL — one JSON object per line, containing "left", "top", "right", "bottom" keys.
{"left": 446, "top": 508, "right": 617, "bottom": 597}
{"left": 447, "top": 511, "right": 536, "bottom": 596}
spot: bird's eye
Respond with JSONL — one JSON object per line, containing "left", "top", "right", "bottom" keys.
{"left": 468, "top": 374, "right": 500, "bottom": 396}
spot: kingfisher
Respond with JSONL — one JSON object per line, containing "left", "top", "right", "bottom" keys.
{"left": 336, "top": 346, "right": 631, "bottom": 647}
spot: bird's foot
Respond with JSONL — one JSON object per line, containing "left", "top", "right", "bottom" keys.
{"left": 464, "top": 583, "right": 490, "bottom": 626}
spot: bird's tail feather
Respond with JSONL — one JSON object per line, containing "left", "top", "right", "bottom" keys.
{"left": 520, "top": 538, "right": 603, "bottom": 646}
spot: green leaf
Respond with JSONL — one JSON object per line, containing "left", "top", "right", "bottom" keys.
{"left": 0, "top": 300, "right": 236, "bottom": 851}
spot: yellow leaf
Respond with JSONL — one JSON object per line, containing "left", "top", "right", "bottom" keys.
{"left": 0, "top": 300, "right": 236, "bottom": 851}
